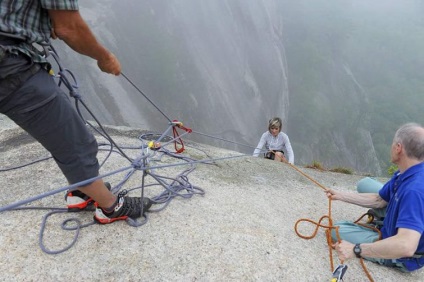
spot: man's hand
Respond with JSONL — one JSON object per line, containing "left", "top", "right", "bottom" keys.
{"left": 48, "top": 9, "right": 121, "bottom": 75}
{"left": 325, "top": 189, "right": 344, "bottom": 201}
{"left": 97, "top": 52, "right": 121, "bottom": 75}
{"left": 334, "top": 240, "right": 356, "bottom": 261}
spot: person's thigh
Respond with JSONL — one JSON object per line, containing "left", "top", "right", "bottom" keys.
{"left": 331, "top": 221, "right": 379, "bottom": 244}
{"left": 2, "top": 68, "right": 99, "bottom": 184}
{"left": 364, "top": 257, "right": 409, "bottom": 272}
{"left": 332, "top": 222, "right": 409, "bottom": 272}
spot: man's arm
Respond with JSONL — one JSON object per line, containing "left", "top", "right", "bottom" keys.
{"left": 335, "top": 228, "right": 421, "bottom": 260}
{"left": 326, "top": 189, "right": 387, "bottom": 209}
{"left": 48, "top": 9, "right": 121, "bottom": 75}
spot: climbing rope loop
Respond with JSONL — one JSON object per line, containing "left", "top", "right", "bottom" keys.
{"left": 289, "top": 163, "right": 381, "bottom": 282}
{"left": 0, "top": 41, "right": 257, "bottom": 254}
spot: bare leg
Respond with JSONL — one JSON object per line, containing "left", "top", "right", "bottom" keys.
{"left": 274, "top": 152, "right": 287, "bottom": 163}
{"left": 78, "top": 179, "right": 116, "bottom": 208}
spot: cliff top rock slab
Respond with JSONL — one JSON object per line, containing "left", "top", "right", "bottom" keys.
{"left": 0, "top": 115, "right": 421, "bottom": 281}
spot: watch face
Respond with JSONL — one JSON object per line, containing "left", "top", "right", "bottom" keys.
{"left": 354, "top": 244, "right": 361, "bottom": 257}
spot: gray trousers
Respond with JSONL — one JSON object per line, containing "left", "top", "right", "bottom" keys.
{"left": 0, "top": 50, "right": 99, "bottom": 185}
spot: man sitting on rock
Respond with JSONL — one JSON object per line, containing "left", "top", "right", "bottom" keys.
{"left": 326, "top": 123, "right": 424, "bottom": 272}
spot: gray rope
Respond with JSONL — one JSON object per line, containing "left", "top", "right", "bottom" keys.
{"left": 121, "top": 72, "right": 172, "bottom": 123}
{"left": 39, "top": 210, "right": 96, "bottom": 255}
{"left": 0, "top": 156, "right": 52, "bottom": 172}
{"left": 0, "top": 41, "right": 255, "bottom": 255}
{"left": 0, "top": 165, "right": 134, "bottom": 213}
{"left": 192, "top": 129, "right": 260, "bottom": 152}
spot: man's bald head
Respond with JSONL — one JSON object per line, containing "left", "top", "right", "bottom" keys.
{"left": 393, "top": 123, "right": 424, "bottom": 161}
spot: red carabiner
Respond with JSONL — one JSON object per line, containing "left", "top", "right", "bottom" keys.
{"left": 172, "top": 120, "right": 192, "bottom": 153}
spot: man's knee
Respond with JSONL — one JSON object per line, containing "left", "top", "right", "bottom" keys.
{"left": 357, "top": 177, "right": 384, "bottom": 193}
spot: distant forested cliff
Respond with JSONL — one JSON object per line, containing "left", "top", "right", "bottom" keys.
{"left": 52, "top": 0, "right": 424, "bottom": 176}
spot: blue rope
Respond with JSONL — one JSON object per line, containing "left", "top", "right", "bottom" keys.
{"left": 0, "top": 165, "right": 133, "bottom": 213}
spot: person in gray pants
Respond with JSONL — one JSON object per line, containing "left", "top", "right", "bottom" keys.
{"left": 0, "top": 0, "right": 151, "bottom": 223}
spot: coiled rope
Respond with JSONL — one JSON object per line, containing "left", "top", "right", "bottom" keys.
{"left": 0, "top": 40, "right": 260, "bottom": 254}
{"left": 289, "top": 163, "right": 380, "bottom": 282}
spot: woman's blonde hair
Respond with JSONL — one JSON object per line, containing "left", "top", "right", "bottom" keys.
{"left": 268, "top": 117, "right": 282, "bottom": 132}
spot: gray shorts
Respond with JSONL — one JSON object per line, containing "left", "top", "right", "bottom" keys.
{"left": 0, "top": 52, "right": 99, "bottom": 185}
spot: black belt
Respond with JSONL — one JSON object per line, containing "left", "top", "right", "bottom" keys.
{"left": 0, "top": 31, "right": 26, "bottom": 43}
{"left": 0, "top": 37, "right": 24, "bottom": 46}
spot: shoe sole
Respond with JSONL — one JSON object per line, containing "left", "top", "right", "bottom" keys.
{"left": 93, "top": 214, "right": 128, "bottom": 224}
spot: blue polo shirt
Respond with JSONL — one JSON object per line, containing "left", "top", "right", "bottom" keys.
{"left": 379, "top": 162, "right": 424, "bottom": 271}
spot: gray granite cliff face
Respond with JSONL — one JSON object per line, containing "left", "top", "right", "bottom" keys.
{"left": 54, "top": 0, "right": 289, "bottom": 151}
{"left": 0, "top": 117, "right": 421, "bottom": 281}
{"left": 49, "top": 0, "right": 384, "bottom": 176}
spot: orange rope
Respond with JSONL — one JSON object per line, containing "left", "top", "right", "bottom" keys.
{"left": 289, "top": 163, "right": 379, "bottom": 281}
{"left": 288, "top": 163, "right": 329, "bottom": 191}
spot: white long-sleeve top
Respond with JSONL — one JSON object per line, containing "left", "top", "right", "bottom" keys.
{"left": 253, "top": 131, "right": 294, "bottom": 164}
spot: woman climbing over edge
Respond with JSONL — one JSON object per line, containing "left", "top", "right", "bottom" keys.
{"left": 253, "top": 117, "right": 294, "bottom": 164}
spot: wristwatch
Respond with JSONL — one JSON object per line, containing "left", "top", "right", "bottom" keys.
{"left": 353, "top": 243, "right": 362, "bottom": 258}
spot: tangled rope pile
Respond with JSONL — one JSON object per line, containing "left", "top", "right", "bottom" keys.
{"left": 0, "top": 41, "right": 253, "bottom": 254}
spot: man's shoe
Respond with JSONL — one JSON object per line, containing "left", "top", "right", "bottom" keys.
{"left": 94, "top": 193, "right": 152, "bottom": 224}
{"left": 66, "top": 182, "right": 111, "bottom": 211}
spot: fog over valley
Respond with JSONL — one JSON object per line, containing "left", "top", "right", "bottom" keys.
{"left": 52, "top": 0, "right": 424, "bottom": 176}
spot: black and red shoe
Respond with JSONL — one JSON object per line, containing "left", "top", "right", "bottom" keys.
{"left": 94, "top": 191, "right": 152, "bottom": 224}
